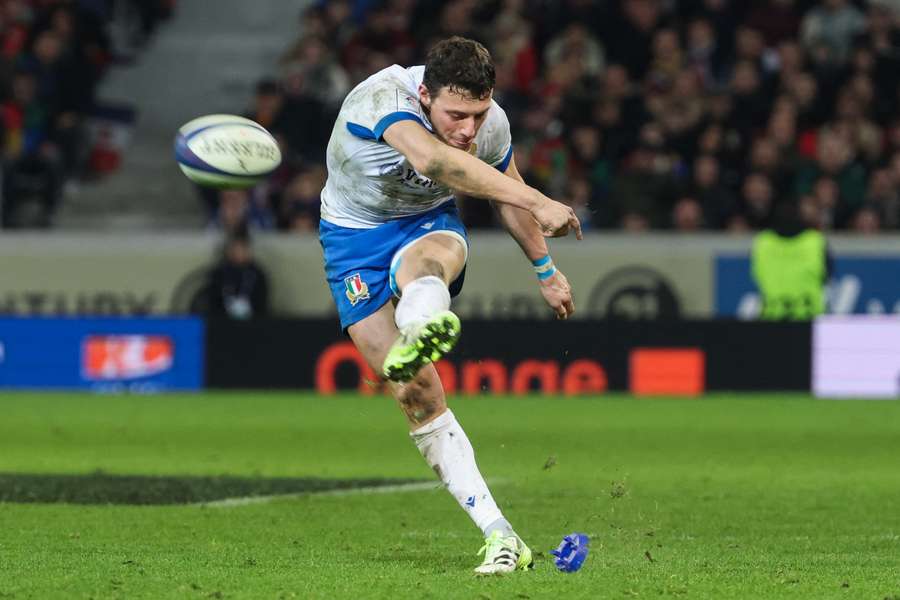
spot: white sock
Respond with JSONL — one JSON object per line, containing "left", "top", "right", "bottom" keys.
{"left": 395, "top": 276, "right": 451, "bottom": 331}
{"left": 410, "top": 409, "right": 508, "bottom": 536}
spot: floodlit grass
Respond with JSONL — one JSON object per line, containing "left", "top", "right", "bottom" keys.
{"left": 0, "top": 392, "right": 898, "bottom": 599}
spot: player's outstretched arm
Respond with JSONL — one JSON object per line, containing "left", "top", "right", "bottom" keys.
{"left": 383, "top": 120, "right": 582, "bottom": 240}
{"left": 495, "top": 154, "right": 577, "bottom": 319}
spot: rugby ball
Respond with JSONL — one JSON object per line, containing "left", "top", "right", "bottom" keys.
{"left": 174, "top": 114, "right": 282, "bottom": 189}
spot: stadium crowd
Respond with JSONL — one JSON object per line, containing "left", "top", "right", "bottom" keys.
{"left": 0, "top": 0, "right": 172, "bottom": 228}
{"left": 216, "top": 0, "right": 900, "bottom": 236}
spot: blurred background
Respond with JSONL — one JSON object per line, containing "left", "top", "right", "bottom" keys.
{"left": 1, "top": 0, "right": 899, "bottom": 397}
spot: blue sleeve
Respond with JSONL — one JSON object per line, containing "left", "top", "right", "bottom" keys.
{"left": 347, "top": 111, "right": 426, "bottom": 142}
{"left": 496, "top": 146, "right": 514, "bottom": 172}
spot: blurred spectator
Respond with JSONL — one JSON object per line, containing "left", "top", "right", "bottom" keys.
{"left": 741, "top": 172, "right": 776, "bottom": 229}
{"left": 413, "top": 0, "right": 481, "bottom": 60}
{"left": 245, "top": 77, "right": 328, "bottom": 165}
{"left": 794, "top": 128, "right": 868, "bottom": 226}
{"left": 672, "top": 196, "right": 704, "bottom": 231}
{"left": 851, "top": 205, "right": 881, "bottom": 234}
{"left": 341, "top": 2, "right": 416, "bottom": 83}
{"left": 279, "top": 167, "right": 326, "bottom": 232}
{"left": 1, "top": 69, "right": 63, "bottom": 227}
{"left": 730, "top": 60, "right": 769, "bottom": 135}
{"left": 490, "top": 3, "right": 538, "bottom": 97}
{"left": 810, "top": 175, "right": 841, "bottom": 229}
{"left": 533, "top": 0, "right": 604, "bottom": 47}
{"left": 211, "top": 188, "right": 275, "bottom": 234}
{"left": 567, "top": 123, "right": 611, "bottom": 194}
{"left": 543, "top": 24, "right": 604, "bottom": 81}
{"left": 752, "top": 201, "right": 829, "bottom": 320}
{"left": 609, "top": 124, "right": 678, "bottom": 229}
{"left": 734, "top": 25, "right": 766, "bottom": 67}
{"left": 800, "top": 0, "right": 865, "bottom": 66}
{"left": 746, "top": 0, "right": 802, "bottom": 46}
{"left": 207, "top": 231, "right": 270, "bottom": 320}
{"left": 280, "top": 36, "right": 350, "bottom": 110}
{"left": 621, "top": 211, "right": 650, "bottom": 233}
{"left": 563, "top": 177, "right": 595, "bottom": 230}
{"left": 0, "top": 0, "right": 171, "bottom": 228}
{"left": 865, "top": 167, "right": 900, "bottom": 228}
{"left": 798, "top": 193, "right": 824, "bottom": 228}
{"left": 766, "top": 105, "right": 803, "bottom": 174}
{"left": 686, "top": 17, "right": 728, "bottom": 88}
{"left": 246, "top": 78, "right": 284, "bottom": 135}
{"left": 603, "top": 0, "right": 662, "bottom": 79}
{"left": 647, "top": 27, "right": 685, "bottom": 93}
{"left": 111, "top": 0, "right": 174, "bottom": 55}
{"left": 749, "top": 136, "right": 791, "bottom": 193}
{"left": 687, "top": 154, "right": 738, "bottom": 228}
{"left": 315, "top": 1, "right": 355, "bottom": 45}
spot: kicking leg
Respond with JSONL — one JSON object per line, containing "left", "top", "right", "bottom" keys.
{"left": 348, "top": 303, "right": 532, "bottom": 573}
{"left": 383, "top": 233, "right": 467, "bottom": 382}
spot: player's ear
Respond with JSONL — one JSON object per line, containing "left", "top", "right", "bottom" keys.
{"left": 418, "top": 84, "right": 431, "bottom": 109}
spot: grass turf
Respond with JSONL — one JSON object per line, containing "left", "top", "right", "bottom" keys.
{"left": 0, "top": 392, "right": 898, "bottom": 599}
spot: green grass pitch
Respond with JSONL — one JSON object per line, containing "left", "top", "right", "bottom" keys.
{"left": 1, "top": 392, "right": 899, "bottom": 599}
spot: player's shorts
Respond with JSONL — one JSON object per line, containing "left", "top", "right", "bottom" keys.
{"left": 319, "top": 201, "right": 468, "bottom": 332}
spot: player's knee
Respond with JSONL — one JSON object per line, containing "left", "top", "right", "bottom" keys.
{"left": 415, "top": 257, "right": 446, "bottom": 281}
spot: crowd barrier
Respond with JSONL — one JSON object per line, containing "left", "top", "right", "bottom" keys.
{"left": 2, "top": 233, "right": 900, "bottom": 320}
{"left": 0, "top": 317, "right": 204, "bottom": 392}
{"left": 206, "top": 318, "right": 810, "bottom": 394}
{"left": 2, "top": 316, "right": 895, "bottom": 397}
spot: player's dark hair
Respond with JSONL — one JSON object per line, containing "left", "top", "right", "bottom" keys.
{"left": 423, "top": 37, "right": 495, "bottom": 100}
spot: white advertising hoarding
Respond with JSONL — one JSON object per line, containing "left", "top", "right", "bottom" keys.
{"left": 813, "top": 316, "right": 900, "bottom": 398}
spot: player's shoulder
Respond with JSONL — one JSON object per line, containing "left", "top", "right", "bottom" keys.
{"left": 478, "top": 98, "right": 511, "bottom": 142}
{"left": 487, "top": 98, "right": 510, "bottom": 127}
{"left": 341, "top": 65, "right": 420, "bottom": 119}
{"left": 354, "top": 64, "right": 417, "bottom": 98}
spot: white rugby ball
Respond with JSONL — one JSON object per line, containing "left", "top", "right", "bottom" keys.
{"left": 174, "top": 114, "right": 282, "bottom": 189}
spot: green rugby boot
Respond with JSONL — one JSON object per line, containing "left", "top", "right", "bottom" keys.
{"left": 383, "top": 310, "right": 461, "bottom": 382}
{"left": 474, "top": 530, "right": 534, "bottom": 575}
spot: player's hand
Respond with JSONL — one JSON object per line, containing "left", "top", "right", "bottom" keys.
{"left": 539, "top": 269, "right": 575, "bottom": 320}
{"left": 531, "top": 197, "right": 583, "bottom": 240}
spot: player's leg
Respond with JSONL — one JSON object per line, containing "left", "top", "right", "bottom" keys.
{"left": 349, "top": 301, "right": 448, "bottom": 427}
{"left": 381, "top": 203, "right": 472, "bottom": 382}
{"left": 348, "top": 302, "right": 532, "bottom": 573}
{"left": 382, "top": 232, "right": 467, "bottom": 382}
{"left": 392, "top": 232, "right": 465, "bottom": 325}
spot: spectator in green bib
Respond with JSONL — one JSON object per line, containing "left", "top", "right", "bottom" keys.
{"left": 751, "top": 202, "right": 833, "bottom": 320}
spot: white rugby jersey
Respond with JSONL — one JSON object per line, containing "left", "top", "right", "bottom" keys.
{"left": 320, "top": 64, "right": 513, "bottom": 228}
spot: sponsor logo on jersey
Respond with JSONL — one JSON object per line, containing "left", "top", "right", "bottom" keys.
{"left": 82, "top": 335, "right": 174, "bottom": 380}
{"left": 396, "top": 167, "right": 437, "bottom": 189}
{"left": 344, "top": 273, "right": 371, "bottom": 306}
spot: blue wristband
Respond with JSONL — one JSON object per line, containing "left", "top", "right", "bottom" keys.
{"left": 532, "top": 255, "right": 557, "bottom": 280}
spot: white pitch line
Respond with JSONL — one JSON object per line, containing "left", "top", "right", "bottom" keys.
{"left": 199, "top": 481, "right": 440, "bottom": 508}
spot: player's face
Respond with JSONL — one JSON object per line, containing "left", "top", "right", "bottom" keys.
{"left": 419, "top": 85, "right": 492, "bottom": 151}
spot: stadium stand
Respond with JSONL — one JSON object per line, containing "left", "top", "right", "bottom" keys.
{"left": 213, "top": 0, "right": 900, "bottom": 235}
{"left": 0, "top": 0, "right": 173, "bottom": 229}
